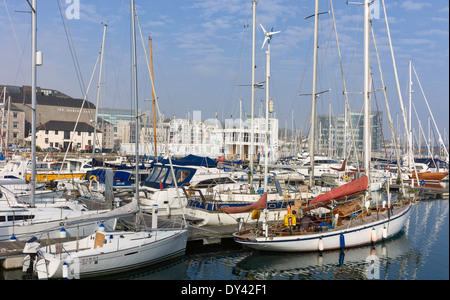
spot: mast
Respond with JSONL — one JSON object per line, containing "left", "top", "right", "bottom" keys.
{"left": 408, "top": 59, "right": 412, "bottom": 170}
{"left": 131, "top": 0, "right": 139, "bottom": 202}
{"left": 363, "top": 0, "right": 371, "bottom": 183}
{"left": 309, "top": 0, "right": 319, "bottom": 188}
{"left": 30, "top": 0, "right": 37, "bottom": 207}
{"left": 149, "top": 36, "right": 158, "bottom": 160}
{"left": 249, "top": 0, "right": 257, "bottom": 189}
{"left": 264, "top": 40, "right": 270, "bottom": 193}
{"left": 93, "top": 23, "right": 107, "bottom": 157}
{"left": 260, "top": 24, "right": 279, "bottom": 192}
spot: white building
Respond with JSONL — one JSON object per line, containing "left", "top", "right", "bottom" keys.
{"left": 36, "top": 121, "right": 101, "bottom": 151}
{"left": 119, "top": 116, "right": 279, "bottom": 162}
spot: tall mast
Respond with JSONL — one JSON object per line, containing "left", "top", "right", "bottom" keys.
{"left": 30, "top": 0, "right": 37, "bottom": 207}
{"left": 309, "top": 0, "right": 319, "bottom": 188}
{"left": 149, "top": 36, "right": 158, "bottom": 160}
{"left": 131, "top": 0, "right": 139, "bottom": 201}
{"left": 93, "top": 23, "right": 107, "bottom": 157}
{"left": 408, "top": 59, "right": 413, "bottom": 169}
{"left": 363, "top": 0, "right": 371, "bottom": 183}
{"left": 249, "top": 0, "right": 257, "bottom": 188}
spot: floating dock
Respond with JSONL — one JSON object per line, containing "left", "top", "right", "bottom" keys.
{"left": 390, "top": 184, "right": 449, "bottom": 199}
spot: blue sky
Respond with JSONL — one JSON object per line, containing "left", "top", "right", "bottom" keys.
{"left": 1, "top": 0, "right": 448, "bottom": 143}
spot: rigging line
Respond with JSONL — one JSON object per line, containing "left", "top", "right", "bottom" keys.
{"left": 134, "top": 7, "right": 187, "bottom": 228}
{"left": 3, "top": 0, "right": 28, "bottom": 84}
{"left": 371, "top": 76, "right": 388, "bottom": 163}
{"left": 56, "top": 0, "right": 87, "bottom": 100}
{"left": 329, "top": 0, "right": 359, "bottom": 170}
{"left": 412, "top": 64, "right": 449, "bottom": 159}
{"left": 57, "top": 54, "right": 100, "bottom": 180}
{"left": 370, "top": 19, "right": 406, "bottom": 196}
{"left": 411, "top": 101, "right": 436, "bottom": 168}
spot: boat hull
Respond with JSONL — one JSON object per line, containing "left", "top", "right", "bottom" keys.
{"left": 233, "top": 203, "right": 413, "bottom": 252}
{"left": 34, "top": 229, "right": 188, "bottom": 279}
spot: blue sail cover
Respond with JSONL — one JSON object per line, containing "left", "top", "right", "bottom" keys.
{"left": 159, "top": 155, "right": 217, "bottom": 168}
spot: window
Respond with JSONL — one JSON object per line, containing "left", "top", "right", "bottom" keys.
{"left": 13, "top": 123, "right": 18, "bottom": 128}
{"left": 64, "top": 131, "right": 70, "bottom": 139}
{"left": 13, "top": 113, "right": 18, "bottom": 119}
{"left": 45, "top": 138, "right": 49, "bottom": 144}
{"left": 45, "top": 130, "right": 49, "bottom": 135}
{"left": 78, "top": 131, "right": 81, "bottom": 136}
{"left": 55, "top": 131, "right": 58, "bottom": 135}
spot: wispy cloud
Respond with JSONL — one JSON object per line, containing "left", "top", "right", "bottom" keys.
{"left": 401, "top": 1, "right": 432, "bottom": 11}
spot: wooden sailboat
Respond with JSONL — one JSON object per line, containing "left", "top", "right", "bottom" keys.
{"left": 232, "top": 0, "right": 416, "bottom": 252}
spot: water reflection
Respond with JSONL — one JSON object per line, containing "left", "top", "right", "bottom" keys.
{"left": 232, "top": 233, "right": 412, "bottom": 280}
{"left": 1, "top": 200, "right": 448, "bottom": 280}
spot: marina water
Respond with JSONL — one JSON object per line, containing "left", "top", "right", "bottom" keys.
{"left": 1, "top": 198, "right": 448, "bottom": 280}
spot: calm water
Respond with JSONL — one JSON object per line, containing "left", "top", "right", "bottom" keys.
{"left": 1, "top": 199, "right": 448, "bottom": 280}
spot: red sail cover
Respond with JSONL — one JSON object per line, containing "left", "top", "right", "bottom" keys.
{"left": 310, "top": 175, "right": 368, "bottom": 204}
{"left": 331, "top": 159, "right": 346, "bottom": 171}
{"left": 220, "top": 192, "right": 267, "bottom": 214}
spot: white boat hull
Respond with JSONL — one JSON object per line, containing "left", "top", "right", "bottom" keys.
{"left": 32, "top": 229, "right": 188, "bottom": 279}
{"left": 234, "top": 203, "right": 413, "bottom": 252}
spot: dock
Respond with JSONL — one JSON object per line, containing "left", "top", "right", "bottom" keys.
{"left": 390, "top": 183, "right": 449, "bottom": 199}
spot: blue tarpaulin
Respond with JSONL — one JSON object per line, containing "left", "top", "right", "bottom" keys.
{"left": 159, "top": 154, "right": 217, "bottom": 167}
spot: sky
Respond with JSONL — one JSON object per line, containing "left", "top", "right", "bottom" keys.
{"left": 0, "top": 0, "right": 448, "bottom": 144}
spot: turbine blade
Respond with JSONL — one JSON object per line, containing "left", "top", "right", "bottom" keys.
{"left": 259, "top": 23, "right": 267, "bottom": 35}
{"left": 261, "top": 37, "right": 268, "bottom": 49}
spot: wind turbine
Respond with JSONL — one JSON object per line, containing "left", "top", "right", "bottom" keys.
{"left": 260, "top": 24, "right": 280, "bottom": 49}
{"left": 260, "top": 23, "right": 280, "bottom": 193}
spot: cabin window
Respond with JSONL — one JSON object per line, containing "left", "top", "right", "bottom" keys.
{"left": 157, "top": 168, "right": 168, "bottom": 182}
{"left": 7, "top": 215, "right": 35, "bottom": 222}
{"left": 177, "top": 170, "right": 190, "bottom": 183}
{"left": 148, "top": 168, "right": 162, "bottom": 182}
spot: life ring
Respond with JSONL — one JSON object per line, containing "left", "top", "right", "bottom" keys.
{"left": 188, "top": 186, "right": 195, "bottom": 196}
{"left": 251, "top": 209, "right": 261, "bottom": 220}
{"left": 89, "top": 175, "right": 98, "bottom": 182}
{"left": 284, "top": 213, "right": 296, "bottom": 227}
{"left": 344, "top": 174, "right": 349, "bottom": 181}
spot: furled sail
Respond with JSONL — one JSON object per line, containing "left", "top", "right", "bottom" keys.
{"left": 310, "top": 175, "right": 368, "bottom": 205}
{"left": 220, "top": 192, "right": 267, "bottom": 214}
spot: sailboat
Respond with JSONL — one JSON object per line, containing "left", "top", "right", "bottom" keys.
{"left": 232, "top": 0, "right": 416, "bottom": 252}
{"left": 0, "top": 0, "right": 127, "bottom": 243}
{"left": 21, "top": 0, "right": 187, "bottom": 279}
{"left": 22, "top": 196, "right": 187, "bottom": 279}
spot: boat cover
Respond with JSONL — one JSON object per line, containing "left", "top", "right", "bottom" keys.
{"left": 220, "top": 193, "right": 267, "bottom": 214}
{"left": 159, "top": 155, "right": 217, "bottom": 168}
{"left": 310, "top": 175, "right": 368, "bottom": 204}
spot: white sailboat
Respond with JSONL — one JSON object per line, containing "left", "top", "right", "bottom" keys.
{"left": 21, "top": 0, "right": 187, "bottom": 279}
{"left": 22, "top": 196, "right": 187, "bottom": 279}
{"left": 0, "top": 0, "right": 122, "bottom": 242}
{"left": 232, "top": 0, "right": 416, "bottom": 252}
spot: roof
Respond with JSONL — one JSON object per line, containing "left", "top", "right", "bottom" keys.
{"left": 2, "top": 85, "right": 95, "bottom": 109}
{"left": 37, "top": 120, "right": 99, "bottom": 133}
